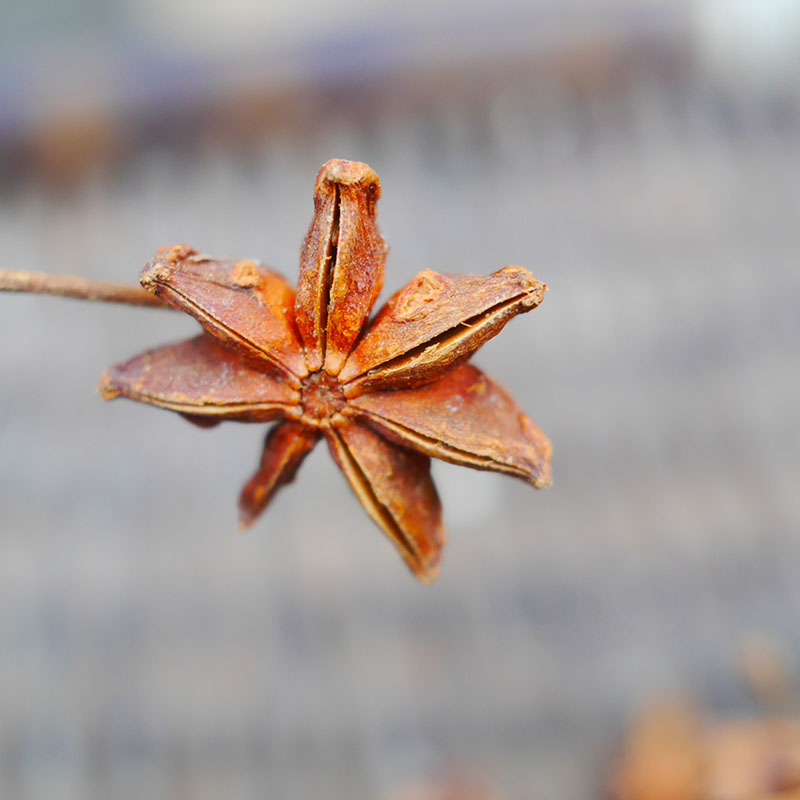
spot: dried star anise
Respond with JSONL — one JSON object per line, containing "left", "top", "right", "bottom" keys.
{"left": 100, "top": 159, "right": 551, "bottom": 582}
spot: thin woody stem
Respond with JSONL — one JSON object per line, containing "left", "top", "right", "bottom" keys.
{"left": 0, "top": 269, "right": 169, "bottom": 309}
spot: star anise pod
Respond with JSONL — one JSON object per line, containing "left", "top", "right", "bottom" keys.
{"left": 99, "top": 159, "right": 551, "bottom": 582}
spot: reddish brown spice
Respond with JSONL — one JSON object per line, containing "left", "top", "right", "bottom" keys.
{"left": 100, "top": 159, "right": 551, "bottom": 582}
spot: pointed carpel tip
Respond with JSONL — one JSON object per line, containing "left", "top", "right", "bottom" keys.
{"left": 316, "top": 159, "right": 380, "bottom": 193}
{"left": 415, "top": 563, "right": 441, "bottom": 585}
{"left": 140, "top": 261, "right": 174, "bottom": 292}
{"left": 529, "top": 462, "right": 553, "bottom": 489}
{"left": 141, "top": 245, "right": 193, "bottom": 292}
{"left": 512, "top": 268, "right": 547, "bottom": 307}
{"left": 410, "top": 552, "right": 442, "bottom": 584}
{"left": 237, "top": 512, "right": 255, "bottom": 533}
{"left": 493, "top": 266, "right": 547, "bottom": 308}
{"left": 97, "top": 370, "right": 120, "bottom": 401}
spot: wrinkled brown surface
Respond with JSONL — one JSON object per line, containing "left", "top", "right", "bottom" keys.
{"left": 102, "top": 158, "right": 550, "bottom": 581}
{"left": 294, "top": 160, "right": 386, "bottom": 374}
{"left": 347, "top": 364, "right": 552, "bottom": 488}
{"left": 141, "top": 245, "right": 307, "bottom": 382}
{"left": 326, "top": 418, "right": 443, "bottom": 582}
{"left": 99, "top": 333, "right": 298, "bottom": 421}
{"left": 238, "top": 421, "right": 319, "bottom": 529}
{"left": 339, "top": 267, "right": 545, "bottom": 394}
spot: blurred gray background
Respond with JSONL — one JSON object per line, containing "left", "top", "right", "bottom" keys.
{"left": 1, "top": 1, "right": 800, "bottom": 798}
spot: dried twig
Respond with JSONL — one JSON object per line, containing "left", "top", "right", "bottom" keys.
{"left": 0, "top": 269, "right": 168, "bottom": 309}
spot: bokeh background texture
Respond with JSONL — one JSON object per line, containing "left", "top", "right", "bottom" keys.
{"left": 1, "top": 1, "right": 799, "bottom": 798}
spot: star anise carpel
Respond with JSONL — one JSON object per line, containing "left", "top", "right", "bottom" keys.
{"left": 99, "top": 159, "right": 552, "bottom": 582}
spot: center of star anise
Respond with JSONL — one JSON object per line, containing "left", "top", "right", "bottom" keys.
{"left": 300, "top": 370, "right": 346, "bottom": 423}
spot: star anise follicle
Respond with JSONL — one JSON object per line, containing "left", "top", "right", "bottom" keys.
{"left": 100, "top": 158, "right": 551, "bottom": 583}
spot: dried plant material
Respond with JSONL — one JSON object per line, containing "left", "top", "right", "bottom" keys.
{"left": 347, "top": 364, "right": 550, "bottom": 487}
{"left": 0, "top": 268, "right": 166, "bottom": 307}
{"left": 101, "top": 334, "right": 298, "bottom": 421}
{"left": 295, "top": 159, "right": 386, "bottom": 374}
{"left": 140, "top": 247, "right": 308, "bottom": 382}
{"left": 339, "top": 267, "right": 545, "bottom": 394}
{"left": 327, "top": 419, "right": 443, "bottom": 579}
{"left": 100, "top": 158, "right": 551, "bottom": 581}
{"left": 239, "top": 421, "right": 319, "bottom": 527}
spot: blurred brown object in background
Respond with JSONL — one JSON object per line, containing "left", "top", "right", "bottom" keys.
{"left": 706, "top": 718, "right": 800, "bottom": 800}
{"left": 611, "top": 701, "right": 706, "bottom": 800}
{"left": 611, "top": 703, "right": 800, "bottom": 800}
{"left": 27, "top": 110, "right": 122, "bottom": 187}
{"left": 390, "top": 772, "right": 502, "bottom": 800}
{"left": 742, "top": 636, "right": 800, "bottom": 717}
